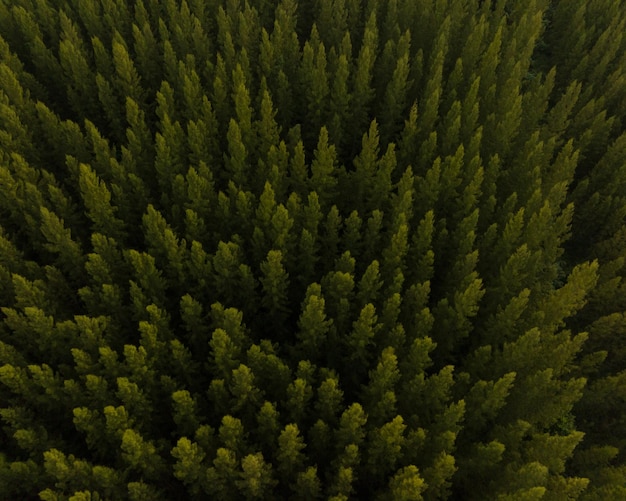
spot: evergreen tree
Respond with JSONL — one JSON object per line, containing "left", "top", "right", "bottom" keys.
{"left": 1, "top": 0, "right": 626, "bottom": 498}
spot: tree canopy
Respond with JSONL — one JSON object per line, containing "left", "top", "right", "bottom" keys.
{"left": 1, "top": 0, "right": 626, "bottom": 499}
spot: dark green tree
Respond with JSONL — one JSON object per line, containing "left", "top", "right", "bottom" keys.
{"left": 1, "top": 1, "right": 626, "bottom": 499}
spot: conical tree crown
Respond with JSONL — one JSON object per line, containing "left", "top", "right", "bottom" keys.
{"left": 1, "top": 0, "right": 626, "bottom": 499}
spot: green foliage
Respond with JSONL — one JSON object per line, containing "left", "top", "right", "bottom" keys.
{"left": 1, "top": 0, "right": 626, "bottom": 498}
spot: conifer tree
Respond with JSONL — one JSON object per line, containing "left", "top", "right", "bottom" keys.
{"left": 1, "top": 0, "right": 626, "bottom": 498}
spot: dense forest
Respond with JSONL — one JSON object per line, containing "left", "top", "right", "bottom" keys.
{"left": 1, "top": 0, "right": 626, "bottom": 499}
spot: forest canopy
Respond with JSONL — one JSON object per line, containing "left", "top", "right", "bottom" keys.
{"left": 1, "top": 0, "right": 626, "bottom": 499}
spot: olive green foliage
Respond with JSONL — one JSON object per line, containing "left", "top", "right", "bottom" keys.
{"left": 1, "top": 0, "right": 626, "bottom": 499}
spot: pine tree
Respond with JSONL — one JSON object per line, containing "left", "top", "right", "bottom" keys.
{"left": 2, "top": 1, "right": 626, "bottom": 498}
